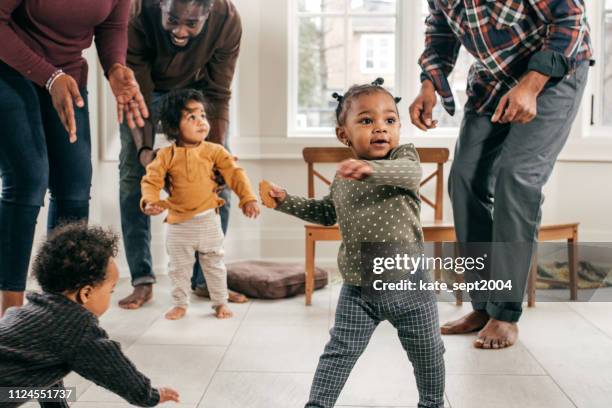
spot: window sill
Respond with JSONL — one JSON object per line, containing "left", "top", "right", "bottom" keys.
{"left": 232, "top": 133, "right": 612, "bottom": 163}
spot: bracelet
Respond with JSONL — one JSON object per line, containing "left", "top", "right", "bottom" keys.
{"left": 45, "top": 69, "right": 65, "bottom": 92}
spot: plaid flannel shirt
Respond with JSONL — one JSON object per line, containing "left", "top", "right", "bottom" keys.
{"left": 419, "top": 0, "right": 593, "bottom": 115}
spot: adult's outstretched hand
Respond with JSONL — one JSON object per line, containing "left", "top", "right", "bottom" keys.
{"left": 108, "top": 63, "right": 149, "bottom": 129}
{"left": 49, "top": 73, "right": 84, "bottom": 143}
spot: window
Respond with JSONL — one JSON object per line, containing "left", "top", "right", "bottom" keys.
{"left": 600, "top": 0, "right": 612, "bottom": 129}
{"left": 288, "top": 0, "right": 496, "bottom": 135}
{"left": 291, "top": 0, "right": 398, "bottom": 132}
{"left": 360, "top": 34, "right": 394, "bottom": 73}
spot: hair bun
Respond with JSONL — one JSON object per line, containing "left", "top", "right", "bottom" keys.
{"left": 372, "top": 77, "right": 385, "bottom": 86}
{"left": 332, "top": 92, "right": 344, "bottom": 102}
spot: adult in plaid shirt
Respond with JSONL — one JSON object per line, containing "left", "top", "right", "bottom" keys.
{"left": 410, "top": 0, "right": 592, "bottom": 350}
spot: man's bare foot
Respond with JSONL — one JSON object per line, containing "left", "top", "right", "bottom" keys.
{"left": 441, "top": 310, "right": 489, "bottom": 335}
{"left": 474, "top": 318, "right": 518, "bottom": 349}
{"left": 118, "top": 284, "right": 153, "bottom": 310}
{"left": 165, "top": 306, "right": 187, "bottom": 320}
{"left": 214, "top": 304, "right": 233, "bottom": 319}
{"left": 193, "top": 287, "right": 249, "bottom": 304}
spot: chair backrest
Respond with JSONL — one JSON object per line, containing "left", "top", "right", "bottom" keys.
{"left": 302, "top": 147, "right": 450, "bottom": 222}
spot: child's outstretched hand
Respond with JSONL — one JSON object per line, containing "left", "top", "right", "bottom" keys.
{"left": 242, "top": 201, "right": 260, "bottom": 218}
{"left": 143, "top": 202, "right": 165, "bottom": 216}
{"left": 158, "top": 387, "right": 180, "bottom": 403}
{"left": 259, "top": 180, "right": 286, "bottom": 209}
{"left": 338, "top": 159, "right": 373, "bottom": 180}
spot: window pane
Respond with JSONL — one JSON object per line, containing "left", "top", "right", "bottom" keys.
{"left": 603, "top": 9, "right": 612, "bottom": 126}
{"left": 298, "top": 0, "right": 345, "bottom": 13}
{"left": 350, "top": 17, "right": 396, "bottom": 92}
{"left": 297, "top": 17, "right": 345, "bottom": 129}
{"left": 350, "top": 0, "right": 396, "bottom": 13}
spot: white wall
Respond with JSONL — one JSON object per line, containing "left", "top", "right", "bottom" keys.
{"left": 26, "top": 0, "right": 612, "bottom": 279}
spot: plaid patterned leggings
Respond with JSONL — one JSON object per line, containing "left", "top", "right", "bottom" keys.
{"left": 306, "top": 284, "right": 445, "bottom": 408}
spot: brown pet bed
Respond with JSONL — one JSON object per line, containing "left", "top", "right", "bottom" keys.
{"left": 226, "top": 261, "right": 328, "bottom": 299}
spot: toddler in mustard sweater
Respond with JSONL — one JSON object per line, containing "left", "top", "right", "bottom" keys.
{"left": 141, "top": 89, "right": 259, "bottom": 320}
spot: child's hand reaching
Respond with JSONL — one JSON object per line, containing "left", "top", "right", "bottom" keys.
{"left": 242, "top": 201, "right": 260, "bottom": 218}
{"left": 157, "top": 387, "right": 180, "bottom": 403}
{"left": 338, "top": 159, "right": 373, "bottom": 181}
{"left": 259, "top": 181, "right": 286, "bottom": 209}
{"left": 143, "top": 202, "right": 165, "bottom": 216}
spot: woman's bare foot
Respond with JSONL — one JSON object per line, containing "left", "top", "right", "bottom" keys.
{"left": 441, "top": 310, "right": 489, "bottom": 335}
{"left": 214, "top": 304, "right": 233, "bottom": 319}
{"left": 165, "top": 306, "right": 187, "bottom": 320}
{"left": 193, "top": 287, "right": 249, "bottom": 304}
{"left": 474, "top": 318, "right": 518, "bottom": 349}
{"left": 118, "top": 284, "right": 153, "bottom": 310}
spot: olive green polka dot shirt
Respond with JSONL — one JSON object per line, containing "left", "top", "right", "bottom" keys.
{"left": 277, "top": 144, "right": 424, "bottom": 286}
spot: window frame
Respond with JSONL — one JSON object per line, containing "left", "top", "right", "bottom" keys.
{"left": 287, "top": 0, "right": 471, "bottom": 140}
{"left": 287, "top": 0, "right": 612, "bottom": 159}
{"left": 587, "top": 0, "right": 612, "bottom": 138}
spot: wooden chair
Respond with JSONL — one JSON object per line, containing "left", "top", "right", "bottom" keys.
{"left": 527, "top": 224, "right": 579, "bottom": 306}
{"left": 302, "top": 147, "right": 456, "bottom": 305}
{"left": 301, "top": 146, "right": 580, "bottom": 307}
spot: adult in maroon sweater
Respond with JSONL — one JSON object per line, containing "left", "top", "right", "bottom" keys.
{"left": 0, "top": 0, "right": 148, "bottom": 315}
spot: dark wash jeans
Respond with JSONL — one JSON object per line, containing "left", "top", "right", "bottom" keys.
{"left": 118, "top": 91, "right": 230, "bottom": 289}
{"left": 0, "top": 62, "right": 92, "bottom": 291}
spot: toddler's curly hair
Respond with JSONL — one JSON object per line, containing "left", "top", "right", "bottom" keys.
{"left": 157, "top": 89, "right": 209, "bottom": 142}
{"left": 33, "top": 222, "right": 119, "bottom": 294}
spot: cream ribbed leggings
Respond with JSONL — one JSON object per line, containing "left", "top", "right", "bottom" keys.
{"left": 166, "top": 210, "right": 228, "bottom": 307}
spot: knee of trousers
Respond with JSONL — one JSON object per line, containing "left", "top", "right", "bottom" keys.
{"left": 495, "top": 164, "right": 548, "bottom": 203}
{"left": 448, "top": 161, "right": 474, "bottom": 199}
{"left": 1, "top": 168, "right": 49, "bottom": 207}
{"left": 325, "top": 331, "right": 368, "bottom": 356}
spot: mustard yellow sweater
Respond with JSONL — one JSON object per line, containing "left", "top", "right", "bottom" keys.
{"left": 141, "top": 142, "right": 257, "bottom": 224}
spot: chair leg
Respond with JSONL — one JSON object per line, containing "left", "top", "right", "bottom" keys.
{"left": 568, "top": 234, "right": 578, "bottom": 301}
{"left": 305, "top": 233, "right": 315, "bottom": 306}
{"left": 528, "top": 252, "right": 537, "bottom": 308}
{"left": 454, "top": 272, "right": 463, "bottom": 306}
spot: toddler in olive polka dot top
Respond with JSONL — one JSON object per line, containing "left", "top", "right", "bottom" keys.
{"left": 262, "top": 78, "right": 445, "bottom": 408}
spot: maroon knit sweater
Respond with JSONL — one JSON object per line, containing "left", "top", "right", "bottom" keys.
{"left": 0, "top": 0, "right": 129, "bottom": 88}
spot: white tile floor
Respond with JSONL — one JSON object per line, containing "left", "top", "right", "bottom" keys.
{"left": 24, "top": 276, "right": 612, "bottom": 408}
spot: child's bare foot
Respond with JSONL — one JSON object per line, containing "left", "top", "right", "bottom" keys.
{"left": 193, "top": 287, "right": 249, "bottom": 303}
{"left": 165, "top": 306, "right": 187, "bottom": 320}
{"left": 118, "top": 284, "right": 152, "bottom": 310}
{"left": 474, "top": 318, "right": 518, "bottom": 349}
{"left": 228, "top": 290, "right": 248, "bottom": 304}
{"left": 440, "top": 310, "right": 489, "bottom": 335}
{"left": 215, "top": 304, "right": 233, "bottom": 319}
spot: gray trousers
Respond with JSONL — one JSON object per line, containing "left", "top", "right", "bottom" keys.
{"left": 449, "top": 63, "right": 589, "bottom": 322}
{"left": 306, "top": 284, "right": 445, "bottom": 408}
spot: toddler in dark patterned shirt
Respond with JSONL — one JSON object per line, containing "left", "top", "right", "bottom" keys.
{"left": 0, "top": 222, "right": 179, "bottom": 407}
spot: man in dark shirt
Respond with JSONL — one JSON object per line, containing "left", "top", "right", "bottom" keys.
{"left": 118, "top": 0, "right": 246, "bottom": 308}
{"left": 410, "top": 0, "right": 592, "bottom": 349}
